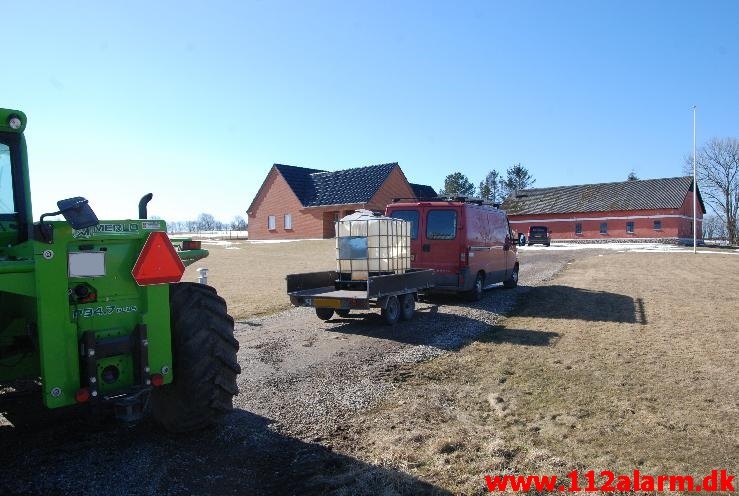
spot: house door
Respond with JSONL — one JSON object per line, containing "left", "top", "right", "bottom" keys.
{"left": 323, "top": 211, "right": 339, "bottom": 238}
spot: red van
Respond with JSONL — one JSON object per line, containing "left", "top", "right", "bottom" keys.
{"left": 386, "top": 199, "right": 519, "bottom": 300}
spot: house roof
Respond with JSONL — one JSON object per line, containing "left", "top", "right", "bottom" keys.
{"left": 302, "top": 162, "right": 398, "bottom": 206}
{"left": 410, "top": 183, "right": 437, "bottom": 199}
{"left": 248, "top": 162, "right": 437, "bottom": 212}
{"left": 501, "top": 176, "right": 706, "bottom": 215}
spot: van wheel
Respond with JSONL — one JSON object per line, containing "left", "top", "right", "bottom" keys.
{"left": 316, "top": 308, "right": 334, "bottom": 320}
{"left": 399, "top": 293, "right": 415, "bottom": 321}
{"left": 504, "top": 265, "right": 519, "bottom": 289}
{"left": 467, "top": 272, "right": 484, "bottom": 301}
{"left": 381, "top": 295, "right": 401, "bottom": 325}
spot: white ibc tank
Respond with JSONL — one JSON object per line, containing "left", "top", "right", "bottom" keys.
{"left": 336, "top": 209, "right": 410, "bottom": 279}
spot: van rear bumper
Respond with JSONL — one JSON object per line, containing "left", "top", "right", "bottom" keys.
{"left": 430, "top": 268, "right": 473, "bottom": 293}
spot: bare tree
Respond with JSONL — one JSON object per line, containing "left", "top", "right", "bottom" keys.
{"left": 627, "top": 170, "right": 639, "bottom": 181}
{"left": 231, "top": 216, "right": 247, "bottom": 231}
{"left": 501, "top": 163, "right": 536, "bottom": 198}
{"left": 196, "top": 212, "right": 217, "bottom": 231}
{"left": 702, "top": 215, "right": 726, "bottom": 240}
{"left": 684, "top": 137, "right": 739, "bottom": 244}
{"left": 479, "top": 170, "right": 503, "bottom": 203}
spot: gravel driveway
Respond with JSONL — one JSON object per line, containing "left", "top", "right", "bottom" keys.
{"left": 0, "top": 248, "right": 601, "bottom": 496}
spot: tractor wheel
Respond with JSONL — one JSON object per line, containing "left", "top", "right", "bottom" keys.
{"left": 149, "top": 283, "right": 241, "bottom": 433}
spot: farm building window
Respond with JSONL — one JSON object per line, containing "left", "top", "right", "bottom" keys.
{"left": 575, "top": 223, "right": 582, "bottom": 235}
{"left": 653, "top": 220, "right": 662, "bottom": 231}
{"left": 284, "top": 214, "right": 292, "bottom": 230}
{"left": 599, "top": 222, "right": 608, "bottom": 235}
{"left": 626, "top": 222, "right": 634, "bottom": 234}
{"left": 426, "top": 210, "right": 457, "bottom": 240}
{"left": 268, "top": 215, "right": 276, "bottom": 230}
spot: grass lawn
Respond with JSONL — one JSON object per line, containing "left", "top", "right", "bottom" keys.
{"left": 330, "top": 251, "right": 739, "bottom": 494}
{"left": 182, "top": 239, "right": 335, "bottom": 320}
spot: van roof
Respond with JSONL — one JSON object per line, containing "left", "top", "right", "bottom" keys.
{"left": 389, "top": 197, "right": 501, "bottom": 208}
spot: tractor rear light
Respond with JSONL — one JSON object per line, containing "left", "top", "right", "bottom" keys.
{"left": 151, "top": 373, "right": 164, "bottom": 387}
{"left": 131, "top": 231, "right": 185, "bottom": 285}
{"left": 181, "top": 240, "right": 201, "bottom": 250}
{"left": 75, "top": 388, "right": 91, "bottom": 403}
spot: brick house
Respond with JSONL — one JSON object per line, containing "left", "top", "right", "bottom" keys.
{"left": 501, "top": 176, "right": 705, "bottom": 243}
{"left": 247, "top": 162, "right": 435, "bottom": 240}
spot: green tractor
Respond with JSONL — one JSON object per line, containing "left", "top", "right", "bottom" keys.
{"left": 0, "top": 108, "right": 240, "bottom": 432}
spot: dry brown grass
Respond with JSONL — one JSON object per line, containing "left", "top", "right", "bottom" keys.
{"left": 182, "top": 239, "right": 335, "bottom": 319}
{"left": 332, "top": 251, "right": 739, "bottom": 494}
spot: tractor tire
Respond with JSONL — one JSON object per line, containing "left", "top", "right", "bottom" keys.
{"left": 149, "top": 283, "right": 241, "bottom": 433}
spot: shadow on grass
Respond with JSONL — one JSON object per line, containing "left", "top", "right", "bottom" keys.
{"left": 515, "top": 285, "right": 647, "bottom": 324}
{"left": 479, "top": 327, "right": 560, "bottom": 346}
{"left": 0, "top": 401, "right": 450, "bottom": 496}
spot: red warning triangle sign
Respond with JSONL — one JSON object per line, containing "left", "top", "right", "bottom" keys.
{"left": 131, "top": 231, "right": 186, "bottom": 285}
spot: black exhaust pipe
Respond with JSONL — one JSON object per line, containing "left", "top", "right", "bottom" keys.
{"left": 138, "top": 193, "right": 153, "bottom": 219}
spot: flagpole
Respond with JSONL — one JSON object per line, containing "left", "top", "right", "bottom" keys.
{"left": 693, "top": 106, "right": 697, "bottom": 254}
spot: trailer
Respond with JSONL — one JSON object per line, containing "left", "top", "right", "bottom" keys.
{"left": 287, "top": 268, "right": 434, "bottom": 324}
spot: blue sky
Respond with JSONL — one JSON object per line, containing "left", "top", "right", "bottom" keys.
{"left": 5, "top": 1, "right": 738, "bottom": 223}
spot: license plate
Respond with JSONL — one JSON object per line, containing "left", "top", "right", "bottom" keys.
{"left": 313, "top": 298, "right": 341, "bottom": 309}
{"left": 68, "top": 252, "right": 106, "bottom": 277}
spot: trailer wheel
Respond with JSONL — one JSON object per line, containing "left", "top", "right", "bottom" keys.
{"left": 316, "top": 308, "right": 334, "bottom": 320}
{"left": 381, "top": 295, "right": 401, "bottom": 325}
{"left": 335, "top": 309, "right": 350, "bottom": 317}
{"left": 400, "top": 293, "right": 415, "bottom": 321}
{"left": 150, "top": 283, "right": 240, "bottom": 433}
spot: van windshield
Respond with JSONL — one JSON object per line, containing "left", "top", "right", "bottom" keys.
{"left": 389, "top": 210, "right": 419, "bottom": 239}
{"left": 426, "top": 210, "right": 457, "bottom": 240}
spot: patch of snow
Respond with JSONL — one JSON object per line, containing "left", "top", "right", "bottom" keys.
{"left": 521, "top": 243, "right": 738, "bottom": 255}
{"left": 246, "top": 238, "right": 326, "bottom": 244}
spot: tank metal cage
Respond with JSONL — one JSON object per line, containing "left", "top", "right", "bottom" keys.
{"left": 335, "top": 211, "right": 411, "bottom": 282}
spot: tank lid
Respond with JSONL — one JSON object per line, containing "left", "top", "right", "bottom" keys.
{"left": 339, "top": 209, "right": 386, "bottom": 222}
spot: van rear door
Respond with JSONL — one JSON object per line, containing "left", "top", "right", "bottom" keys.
{"left": 417, "top": 207, "right": 461, "bottom": 287}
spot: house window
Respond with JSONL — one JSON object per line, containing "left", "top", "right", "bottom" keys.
{"left": 284, "top": 214, "right": 292, "bottom": 230}
{"left": 600, "top": 222, "right": 608, "bottom": 235}
{"left": 267, "top": 215, "right": 276, "bottom": 230}
{"left": 575, "top": 223, "right": 582, "bottom": 235}
{"left": 653, "top": 220, "right": 662, "bottom": 231}
{"left": 626, "top": 222, "right": 634, "bottom": 234}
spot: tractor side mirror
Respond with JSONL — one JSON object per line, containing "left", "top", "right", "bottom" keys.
{"left": 56, "top": 197, "right": 99, "bottom": 229}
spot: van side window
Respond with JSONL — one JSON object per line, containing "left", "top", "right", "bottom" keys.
{"left": 389, "top": 210, "right": 419, "bottom": 240}
{"left": 426, "top": 210, "right": 457, "bottom": 240}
